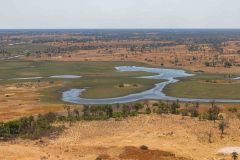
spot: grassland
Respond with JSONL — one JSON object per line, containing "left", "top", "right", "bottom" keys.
{"left": 4, "top": 43, "right": 49, "bottom": 56}
{"left": 0, "top": 61, "right": 161, "bottom": 102}
{"left": 1, "top": 60, "right": 240, "bottom": 102}
{"left": 164, "top": 73, "right": 240, "bottom": 99}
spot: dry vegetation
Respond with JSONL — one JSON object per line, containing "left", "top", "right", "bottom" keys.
{"left": 1, "top": 30, "right": 240, "bottom": 160}
{"left": 0, "top": 81, "right": 63, "bottom": 121}
{"left": 1, "top": 112, "right": 240, "bottom": 160}
{"left": 14, "top": 30, "right": 240, "bottom": 74}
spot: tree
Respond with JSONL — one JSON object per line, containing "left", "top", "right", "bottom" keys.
{"left": 133, "top": 103, "right": 144, "bottom": 112}
{"left": 83, "top": 105, "right": 90, "bottom": 117}
{"left": 73, "top": 109, "right": 80, "bottom": 119}
{"left": 64, "top": 105, "right": 71, "bottom": 118}
{"left": 122, "top": 105, "right": 130, "bottom": 117}
{"left": 44, "top": 112, "right": 57, "bottom": 123}
{"left": 157, "top": 101, "right": 168, "bottom": 114}
{"left": 224, "top": 61, "right": 232, "bottom": 68}
{"left": 64, "top": 105, "right": 73, "bottom": 126}
{"left": 232, "top": 152, "right": 238, "bottom": 160}
{"left": 105, "top": 105, "right": 113, "bottom": 118}
{"left": 208, "top": 101, "right": 220, "bottom": 127}
{"left": 170, "top": 100, "right": 180, "bottom": 114}
{"left": 190, "top": 102, "right": 199, "bottom": 117}
{"left": 218, "top": 120, "right": 227, "bottom": 138}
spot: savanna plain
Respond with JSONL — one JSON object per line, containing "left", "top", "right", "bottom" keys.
{"left": 1, "top": 29, "right": 240, "bottom": 160}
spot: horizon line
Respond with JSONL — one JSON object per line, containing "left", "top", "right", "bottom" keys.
{"left": 1, "top": 28, "right": 240, "bottom": 30}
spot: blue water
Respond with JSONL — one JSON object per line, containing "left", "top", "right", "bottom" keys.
{"left": 62, "top": 66, "right": 240, "bottom": 104}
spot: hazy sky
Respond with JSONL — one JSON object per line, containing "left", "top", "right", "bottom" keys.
{"left": 1, "top": 0, "right": 240, "bottom": 29}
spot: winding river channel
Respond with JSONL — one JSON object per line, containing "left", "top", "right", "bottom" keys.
{"left": 62, "top": 66, "right": 240, "bottom": 104}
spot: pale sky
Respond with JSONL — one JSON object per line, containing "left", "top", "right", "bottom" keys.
{"left": 1, "top": 0, "right": 240, "bottom": 29}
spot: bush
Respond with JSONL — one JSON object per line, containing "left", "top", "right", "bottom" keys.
{"left": 145, "top": 107, "right": 151, "bottom": 114}
{"left": 129, "top": 111, "right": 138, "bottom": 116}
{"left": 119, "top": 83, "right": 124, "bottom": 88}
{"left": 122, "top": 105, "right": 131, "bottom": 117}
{"left": 96, "top": 157, "right": 102, "bottom": 160}
{"left": 140, "top": 145, "right": 148, "bottom": 150}
{"left": 156, "top": 102, "right": 169, "bottom": 114}
{"left": 112, "top": 112, "right": 124, "bottom": 118}
{"left": 133, "top": 84, "right": 138, "bottom": 87}
{"left": 44, "top": 112, "right": 57, "bottom": 123}
{"left": 0, "top": 112, "right": 62, "bottom": 140}
{"left": 133, "top": 103, "right": 144, "bottom": 112}
{"left": 181, "top": 110, "right": 189, "bottom": 116}
{"left": 198, "top": 112, "right": 210, "bottom": 120}
{"left": 224, "top": 61, "right": 232, "bottom": 68}
{"left": 190, "top": 109, "right": 199, "bottom": 117}
{"left": 205, "top": 61, "right": 210, "bottom": 67}
{"left": 228, "top": 107, "right": 238, "bottom": 113}
{"left": 58, "top": 115, "right": 67, "bottom": 122}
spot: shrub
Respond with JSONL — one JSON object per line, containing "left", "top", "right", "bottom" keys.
{"left": 44, "top": 112, "right": 57, "bottom": 123}
{"left": 133, "top": 84, "right": 138, "bottom": 87}
{"left": 181, "top": 110, "right": 189, "bottom": 116}
{"left": 0, "top": 112, "right": 62, "bottom": 140}
{"left": 129, "top": 111, "right": 138, "bottom": 116}
{"left": 112, "top": 112, "right": 124, "bottom": 118}
{"left": 96, "top": 157, "right": 102, "bottom": 160}
{"left": 145, "top": 107, "right": 151, "bottom": 114}
{"left": 119, "top": 83, "right": 124, "bottom": 88}
{"left": 122, "top": 105, "right": 130, "bottom": 117}
{"left": 224, "top": 61, "right": 232, "bottom": 68}
{"left": 190, "top": 109, "right": 199, "bottom": 117}
{"left": 58, "top": 115, "right": 67, "bottom": 122}
{"left": 205, "top": 61, "right": 210, "bottom": 67}
{"left": 228, "top": 107, "right": 238, "bottom": 113}
{"left": 157, "top": 102, "right": 169, "bottom": 114}
{"left": 140, "top": 145, "right": 148, "bottom": 150}
{"left": 133, "top": 103, "right": 144, "bottom": 112}
{"left": 198, "top": 112, "right": 210, "bottom": 120}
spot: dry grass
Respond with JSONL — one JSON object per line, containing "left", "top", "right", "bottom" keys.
{"left": 0, "top": 82, "right": 64, "bottom": 121}
{"left": 1, "top": 114, "right": 239, "bottom": 160}
{"left": 25, "top": 41, "right": 240, "bottom": 74}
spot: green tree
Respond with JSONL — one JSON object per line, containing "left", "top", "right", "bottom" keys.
{"left": 122, "top": 105, "right": 130, "bottom": 117}
{"left": 170, "top": 101, "right": 180, "bottom": 114}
